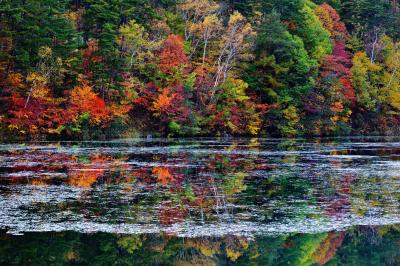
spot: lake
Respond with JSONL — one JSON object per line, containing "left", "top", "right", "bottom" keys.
{"left": 0, "top": 137, "right": 400, "bottom": 265}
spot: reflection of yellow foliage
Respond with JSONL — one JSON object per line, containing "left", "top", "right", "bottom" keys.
{"left": 248, "top": 138, "right": 260, "bottom": 149}
{"left": 239, "top": 238, "right": 249, "bottom": 249}
{"left": 223, "top": 172, "right": 248, "bottom": 196}
{"left": 185, "top": 239, "right": 221, "bottom": 257}
{"left": 377, "top": 226, "right": 390, "bottom": 236}
{"left": 117, "top": 235, "right": 143, "bottom": 254}
{"left": 226, "top": 248, "right": 242, "bottom": 262}
{"left": 150, "top": 240, "right": 168, "bottom": 252}
{"left": 175, "top": 256, "right": 217, "bottom": 266}
{"left": 31, "top": 180, "right": 48, "bottom": 186}
{"left": 64, "top": 250, "right": 79, "bottom": 261}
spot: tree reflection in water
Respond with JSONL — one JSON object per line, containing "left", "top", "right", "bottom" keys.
{"left": 0, "top": 137, "right": 400, "bottom": 265}
{"left": 1, "top": 226, "right": 400, "bottom": 265}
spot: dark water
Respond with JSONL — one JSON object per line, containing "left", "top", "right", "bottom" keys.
{"left": 0, "top": 137, "right": 400, "bottom": 265}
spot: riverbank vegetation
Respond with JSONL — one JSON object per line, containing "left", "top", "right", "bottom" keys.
{"left": 1, "top": 0, "right": 400, "bottom": 140}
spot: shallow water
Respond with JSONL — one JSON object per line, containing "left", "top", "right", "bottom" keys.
{"left": 0, "top": 137, "right": 400, "bottom": 265}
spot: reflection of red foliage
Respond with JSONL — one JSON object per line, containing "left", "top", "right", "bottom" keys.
{"left": 313, "top": 232, "right": 346, "bottom": 265}
{"left": 322, "top": 174, "right": 353, "bottom": 217}
{"left": 282, "top": 240, "right": 294, "bottom": 249}
{"left": 1, "top": 150, "right": 71, "bottom": 184}
{"left": 159, "top": 202, "right": 188, "bottom": 226}
{"left": 67, "top": 155, "right": 108, "bottom": 188}
{"left": 340, "top": 174, "right": 353, "bottom": 194}
{"left": 190, "top": 184, "right": 215, "bottom": 210}
{"left": 255, "top": 164, "right": 276, "bottom": 170}
{"left": 152, "top": 167, "right": 175, "bottom": 184}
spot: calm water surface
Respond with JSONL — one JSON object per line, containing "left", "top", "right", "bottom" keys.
{"left": 0, "top": 137, "right": 400, "bottom": 265}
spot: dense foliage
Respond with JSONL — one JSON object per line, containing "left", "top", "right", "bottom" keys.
{"left": 2, "top": 227, "right": 400, "bottom": 265}
{"left": 1, "top": 0, "right": 400, "bottom": 139}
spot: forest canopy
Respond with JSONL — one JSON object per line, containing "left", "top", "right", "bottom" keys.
{"left": 1, "top": 0, "right": 400, "bottom": 139}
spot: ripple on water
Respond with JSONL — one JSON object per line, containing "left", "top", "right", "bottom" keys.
{"left": 0, "top": 138, "right": 399, "bottom": 236}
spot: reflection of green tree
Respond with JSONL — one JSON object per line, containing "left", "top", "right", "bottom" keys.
{"left": 0, "top": 232, "right": 80, "bottom": 265}
{"left": 117, "top": 235, "right": 143, "bottom": 254}
{"left": 4, "top": 139, "right": 400, "bottom": 265}
{"left": 222, "top": 172, "right": 248, "bottom": 196}
{"left": 350, "top": 175, "right": 400, "bottom": 217}
{"left": 279, "top": 233, "right": 328, "bottom": 266}
{"left": 240, "top": 171, "right": 315, "bottom": 222}
{"left": 1, "top": 226, "right": 400, "bottom": 265}
{"left": 336, "top": 226, "right": 400, "bottom": 266}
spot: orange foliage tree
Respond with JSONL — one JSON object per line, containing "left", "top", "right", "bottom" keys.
{"left": 134, "top": 82, "right": 192, "bottom": 133}
{"left": 159, "top": 34, "right": 188, "bottom": 74}
{"left": 2, "top": 72, "right": 67, "bottom": 137}
{"left": 68, "top": 81, "right": 111, "bottom": 126}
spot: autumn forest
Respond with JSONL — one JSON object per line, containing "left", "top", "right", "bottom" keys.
{"left": 1, "top": 0, "right": 400, "bottom": 140}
